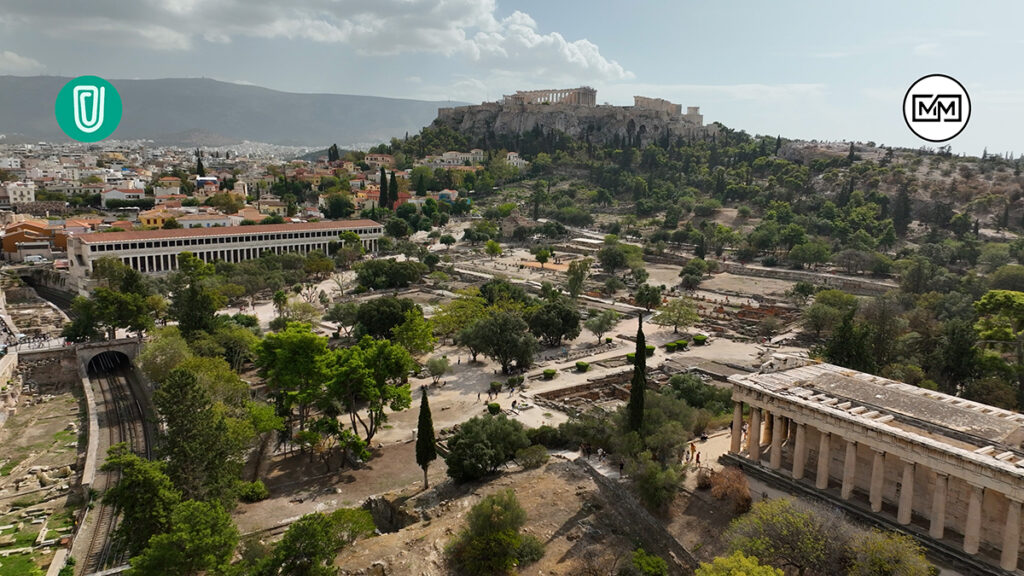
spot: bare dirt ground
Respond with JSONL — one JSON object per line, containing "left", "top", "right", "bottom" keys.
{"left": 332, "top": 457, "right": 741, "bottom": 576}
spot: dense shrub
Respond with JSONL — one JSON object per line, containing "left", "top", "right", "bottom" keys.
{"left": 487, "top": 402, "right": 501, "bottom": 415}
{"left": 665, "top": 342, "right": 677, "bottom": 352}
{"left": 645, "top": 344, "right": 655, "bottom": 357}
{"left": 629, "top": 451, "right": 680, "bottom": 512}
{"left": 238, "top": 480, "right": 269, "bottom": 502}
{"left": 489, "top": 381, "right": 503, "bottom": 394}
{"left": 515, "top": 445, "right": 549, "bottom": 469}
{"left": 693, "top": 334, "right": 708, "bottom": 345}
{"left": 675, "top": 339, "right": 689, "bottom": 349}
{"left": 622, "top": 548, "right": 669, "bottom": 576}
{"left": 576, "top": 361, "right": 589, "bottom": 372}
{"left": 666, "top": 373, "right": 732, "bottom": 415}
{"left": 445, "top": 489, "right": 544, "bottom": 575}
{"left": 605, "top": 337, "right": 613, "bottom": 343}
{"left": 542, "top": 369, "right": 556, "bottom": 380}
{"left": 526, "top": 425, "right": 569, "bottom": 449}
{"left": 626, "top": 352, "right": 636, "bottom": 362}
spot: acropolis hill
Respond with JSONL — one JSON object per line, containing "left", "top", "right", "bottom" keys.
{"left": 435, "top": 87, "right": 715, "bottom": 147}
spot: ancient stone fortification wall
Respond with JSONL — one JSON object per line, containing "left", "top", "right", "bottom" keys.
{"left": 577, "top": 458, "right": 698, "bottom": 575}
{"left": 634, "top": 96, "right": 682, "bottom": 115}
{"left": 436, "top": 101, "right": 715, "bottom": 148}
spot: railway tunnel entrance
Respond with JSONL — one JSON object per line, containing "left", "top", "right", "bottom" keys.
{"left": 87, "top": 350, "right": 132, "bottom": 375}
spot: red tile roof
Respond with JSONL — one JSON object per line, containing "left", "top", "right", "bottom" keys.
{"left": 76, "top": 219, "right": 381, "bottom": 243}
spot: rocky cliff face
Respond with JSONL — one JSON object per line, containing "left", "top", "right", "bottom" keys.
{"left": 436, "top": 102, "right": 715, "bottom": 147}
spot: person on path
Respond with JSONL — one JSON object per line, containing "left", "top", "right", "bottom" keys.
{"left": 696, "top": 452, "right": 701, "bottom": 465}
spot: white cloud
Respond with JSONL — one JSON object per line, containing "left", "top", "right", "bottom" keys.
{"left": 0, "top": 50, "right": 43, "bottom": 73}
{"left": 0, "top": 0, "right": 631, "bottom": 83}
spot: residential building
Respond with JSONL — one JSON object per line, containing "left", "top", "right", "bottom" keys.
{"left": 100, "top": 188, "right": 144, "bottom": 208}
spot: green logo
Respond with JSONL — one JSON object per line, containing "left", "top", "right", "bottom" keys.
{"left": 55, "top": 75, "right": 122, "bottom": 142}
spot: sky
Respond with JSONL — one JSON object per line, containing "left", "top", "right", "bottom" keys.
{"left": 1, "top": 0, "right": 1022, "bottom": 155}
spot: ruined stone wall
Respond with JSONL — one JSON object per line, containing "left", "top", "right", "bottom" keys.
{"left": 577, "top": 458, "right": 697, "bottom": 575}
{"left": 18, "top": 348, "right": 78, "bottom": 390}
{"left": 435, "top": 101, "right": 715, "bottom": 149}
{"left": 634, "top": 96, "right": 682, "bottom": 115}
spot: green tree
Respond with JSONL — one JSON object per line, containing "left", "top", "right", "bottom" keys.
{"left": 485, "top": 239, "right": 502, "bottom": 258}
{"left": 534, "top": 247, "right": 551, "bottom": 269}
{"left": 440, "top": 234, "right": 457, "bottom": 249}
{"left": 324, "top": 302, "right": 359, "bottom": 336}
{"left": 566, "top": 257, "right": 592, "bottom": 299}
{"left": 170, "top": 252, "right": 226, "bottom": 338}
{"left": 822, "top": 312, "right": 876, "bottom": 373}
{"left": 584, "top": 309, "right": 619, "bottom": 343}
{"left": 416, "top": 388, "right": 437, "bottom": 489}
{"left": 725, "top": 498, "right": 852, "bottom": 576}
{"left": 257, "top": 509, "right": 374, "bottom": 576}
{"left": 355, "top": 296, "right": 418, "bottom": 339}
{"left": 527, "top": 299, "right": 582, "bottom": 347}
{"left": 154, "top": 368, "right": 238, "bottom": 505}
{"left": 695, "top": 552, "right": 782, "bottom": 576}
{"left": 847, "top": 530, "right": 932, "bottom": 576}
{"left": 195, "top": 148, "right": 205, "bottom": 177}
{"left": 379, "top": 166, "right": 390, "bottom": 209}
{"left": 391, "top": 308, "right": 436, "bottom": 355}
{"left": 475, "top": 310, "right": 539, "bottom": 374}
{"left": 627, "top": 316, "right": 647, "bottom": 433}
{"left": 255, "top": 323, "right": 329, "bottom": 431}
{"left": 101, "top": 443, "right": 181, "bottom": 556}
{"left": 426, "top": 356, "right": 449, "bottom": 385}
{"left": 320, "top": 337, "right": 414, "bottom": 443}
{"left": 138, "top": 326, "right": 194, "bottom": 383}
{"left": 432, "top": 292, "right": 488, "bottom": 344}
{"left": 444, "top": 415, "right": 531, "bottom": 482}
{"left": 652, "top": 297, "right": 699, "bottom": 334}
{"left": 634, "top": 283, "right": 662, "bottom": 312}
{"left": 128, "top": 500, "right": 237, "bottom": 576}
{"left": 389, "top": 172, "right": 399, "bottom": 207}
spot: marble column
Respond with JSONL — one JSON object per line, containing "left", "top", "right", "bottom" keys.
{"left": 748, "top": 407, "right": 762, "bottom": 460}
{"left": 929, "top": 472, "right": 948, "bottom": 539}
{"left": 730, "top": 402, "right": 743, "bottom": 454}
{"left": 870, "top": 449, "right": 885, "bottom": 513}
{"left": 897, "top": 461, "right": 915, "bottom": 525}
{"left": 762, "top": 409, "right": 773, "bottom": 449}
{"left": 816, "top": 431, "right": 831, "bottom": 490}
{"left": 841, "top": 440, "right": 857, "bottom": 500}
{"left": 1001, "top": 498, "right": 1021, "bottom": 571}
{"left": 963, "top": 485, "right": 984, "bottom": 555}
{"left": 792, "top": 423, "right": 807, "bottom": 480}
{"left": 769, "top": 413, "right": 784, "bottom": 469}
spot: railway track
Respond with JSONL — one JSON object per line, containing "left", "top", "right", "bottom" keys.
{"left": 80, "top": 360, "right": 150, "bottom": 575}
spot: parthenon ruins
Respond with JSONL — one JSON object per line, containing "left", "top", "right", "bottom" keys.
{"left": 727, "top": 359, "right": 1024, "bottom": 572}
{"left": 503, "top": 86, "right": 597, "bottom": 107}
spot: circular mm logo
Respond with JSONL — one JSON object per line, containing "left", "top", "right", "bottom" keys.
{"left": 55, "top": 75, "right": 122, "bottom": 142}
{"left": 903, "top": 74, "right": 970, "bottom": 143}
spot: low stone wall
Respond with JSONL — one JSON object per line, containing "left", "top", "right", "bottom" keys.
{"left": 717, "top": 261, "right": 896, "bottom": 296}
{"left": 576, "top": 458, "right": 698, "bottom": 575}
{"left": 18, "top": 347, "right": 78, "bottom": 390}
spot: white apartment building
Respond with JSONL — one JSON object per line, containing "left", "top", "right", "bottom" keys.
{"left": 0, "top": 158, "right": 21, "bottom": 170}
{"left": 4, "top": 182, "right": 35, "bottom": 204}
{"left": 66, "top": 220, "right": 382, "bottom": 293}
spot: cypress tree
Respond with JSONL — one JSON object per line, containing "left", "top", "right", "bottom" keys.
{"left": 195, "top": 148, "right": 205, "bottom": 177}
{"left": 627, "top": 315, "right": 646, "bottom": 433}
{"left": 416, "top": 387, "right": 437, "bottom": 489}
{"left": 389, "top": 172, "right": 399, "bottom": 207}
{"left": 380, "top": 167, "right": 389, "bottom": 209}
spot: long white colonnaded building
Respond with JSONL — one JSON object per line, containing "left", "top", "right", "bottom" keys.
{"left": 67, "top": 220, "right": 382, "bottom": 293}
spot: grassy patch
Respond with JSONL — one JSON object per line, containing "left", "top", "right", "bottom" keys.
{"left": 0, "top": 551, "right": 44, "bottom": 576}
{"left": 0, "top": 459, "right": 18, "bottom": 476}
{"left": 53, "top": 430, "right": 76, "bottom": 444}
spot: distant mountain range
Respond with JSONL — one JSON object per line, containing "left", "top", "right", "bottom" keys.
{"left": 0, "top": 76, "right": 465, "bottom": 147}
